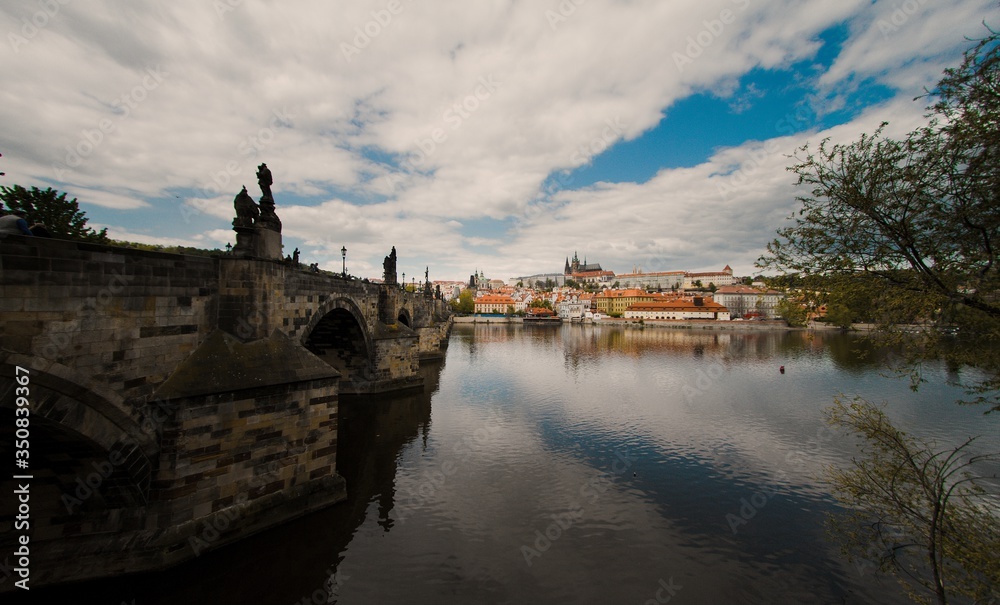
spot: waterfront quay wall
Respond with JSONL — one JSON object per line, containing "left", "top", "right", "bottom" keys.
{"left": 452, "top": 316, "right": 804, "bottom": 330}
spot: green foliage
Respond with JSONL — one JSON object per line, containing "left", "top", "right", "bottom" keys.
{"left": 565, "top": 279, "right": 580, "bottom": 289}
{"left": 762, "top": 29, "right": 1000, "bottom": 605}
{"left": 1, "top": 185, "right": 109, "bottom": 242}
{"left": 825, "top": 398, "right": 1000, "bottom": 604}
{"left": 449, "top": 289, "right": 474, "bottom": 314}
{"left": 758, "top": 29, "right": 1000, "bottom": 412}
{"left": 529, "top": 298, "right": 552, "bottom": 310}
{"left": 112, "top": 240, "right": 221, "bottom": 257}
{"left": 823, "top": 302, "right": 854, "bottom": 329}
{"left": 775, "top": 298, "right": 808, "bottom": 327}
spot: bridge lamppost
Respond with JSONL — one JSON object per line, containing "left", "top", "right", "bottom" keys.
{"left": 402, "top": 272, "right": 405, "bottom": 291}
{"left": 341, "top": 245, "right": 346, "bottom": 279}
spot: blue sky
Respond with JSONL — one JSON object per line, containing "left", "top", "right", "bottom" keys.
{"left": 2, "top": 0, "right": 995, "bottom": 281}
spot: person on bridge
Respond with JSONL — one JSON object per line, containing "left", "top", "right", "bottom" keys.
{"left": 0, "top": 210, "right": 33, "bottom": 236}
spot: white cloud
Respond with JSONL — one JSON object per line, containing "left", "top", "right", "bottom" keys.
{"left": 821, "top": 0, "right": 995, "bottom": 90}
{"left": 0, "top": 0, "right": 988, "bottom": 280}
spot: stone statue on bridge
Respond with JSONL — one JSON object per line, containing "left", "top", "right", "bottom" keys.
{"left": 256, "top": 163, "right": 273, "bottom": 200}
{"left": 383, "top": 246, "right": 397, "bottom": 285}
{"left": 230, "top": 165, "right": 282, "bottom": 259}
{"left": 255, "top": 163, "right": 282, "bottom": 233}
{"left": 233, "top": 186, "right": 259, "bottom": 228}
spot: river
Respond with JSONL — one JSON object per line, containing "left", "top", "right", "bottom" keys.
{"left": 33, "top": 324, "right": 999, "bottom": 604}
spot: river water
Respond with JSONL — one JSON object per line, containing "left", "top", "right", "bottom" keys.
{"left": 34, "top": 324, "right": 999, "bottom": 604}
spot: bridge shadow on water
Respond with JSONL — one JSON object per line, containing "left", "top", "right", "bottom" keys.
{"left": 22, "top": 359, "right": 444, "bottom": 605}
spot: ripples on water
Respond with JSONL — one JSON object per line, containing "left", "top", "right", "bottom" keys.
{"left": 34, "top": 324, "right": 999, "bottom": 604}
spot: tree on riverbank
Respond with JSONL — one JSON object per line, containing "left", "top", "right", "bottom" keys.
{"left": 760, "top": 27, "right": 1000, "bottom": 604}
{"left": 1, "top": 185, "right": 109, "bottom": 242}
{"left": 825, "top": 398, "right": 999, "bottom": 605}
{"left": 758, "top": 27, "right": 1000, "bottom": 412}
{"left": 450, "top": 289, "right": 474, "bottom": 314}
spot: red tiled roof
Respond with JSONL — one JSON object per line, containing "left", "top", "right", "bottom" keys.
{"left": 475, "top": 294, "right": 516, "bottom": 305}
{"left": 626, "top": 299, "right": 729, "bottom": 312}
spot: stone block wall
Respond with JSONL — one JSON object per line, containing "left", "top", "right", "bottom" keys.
{"left": 152, "top": 376, "right": 343, "bottom": 532}
{"left": 0, "top": 235, "right": 218, "bottom": 411}
{"left": 371, "top": 329, "right": 420, "bottom": 389}
{"left": 415, "top": 318, "right": 453, "bottom": 360}
{"left": 221, "top": 258, "right": 385, "bottom": 344}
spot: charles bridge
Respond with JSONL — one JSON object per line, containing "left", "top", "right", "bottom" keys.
{"left": 0, "top": 177, "right": 452, "bottom": 588}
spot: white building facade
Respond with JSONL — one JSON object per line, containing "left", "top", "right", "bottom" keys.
{"left": 713, "top": 286, "right": 784, "bottom": 319}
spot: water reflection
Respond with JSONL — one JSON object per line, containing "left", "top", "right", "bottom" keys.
{"left": 27, "top": 326, "right": 999, "bottom": 605}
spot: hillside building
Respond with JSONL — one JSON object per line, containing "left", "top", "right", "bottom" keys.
{"left": 713, "top": 285, "right": 784, "bottom": 319}
{"left": 683, "top": 265, "right": 736, "bottom": 289}
{"left": 616, "top": 270, "right": 686, "bottom": 291}
{"left": 474, "top": 293, "right": 517, "bottom": 314}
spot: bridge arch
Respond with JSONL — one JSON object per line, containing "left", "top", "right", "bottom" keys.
{"left": 397, "top": 307, "right": 412, "bottom": 327}
{"left": 0, "top": 354, "right": 156, "bottom": 521}
{"left": 302, "top": 297, "right": 375, "bottom": 389}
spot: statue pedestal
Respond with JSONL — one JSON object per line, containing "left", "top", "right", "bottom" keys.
{"left": 232, "top": 224, "right": 256, "bottom": 258}
{"left": 254, "top": 228, "right": 282, "bottom": 260}
{"left": 231, "top": 223, "right": 282, "bottom": 260}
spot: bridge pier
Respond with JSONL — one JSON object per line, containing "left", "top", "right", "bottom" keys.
{"left": 147, "top": 330, "right": 346, "bottom": 567}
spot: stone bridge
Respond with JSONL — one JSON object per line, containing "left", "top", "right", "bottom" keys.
{"left": 0, "top": 234, "right": 451, "bottom": 588}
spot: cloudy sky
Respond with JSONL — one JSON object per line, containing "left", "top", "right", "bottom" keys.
{"left": 2, "top": 1, "right": 995, "bottom": 281}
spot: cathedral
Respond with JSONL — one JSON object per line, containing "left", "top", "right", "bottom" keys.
{"left": 564, "top": 251, "right": 603, "bottom": 275}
